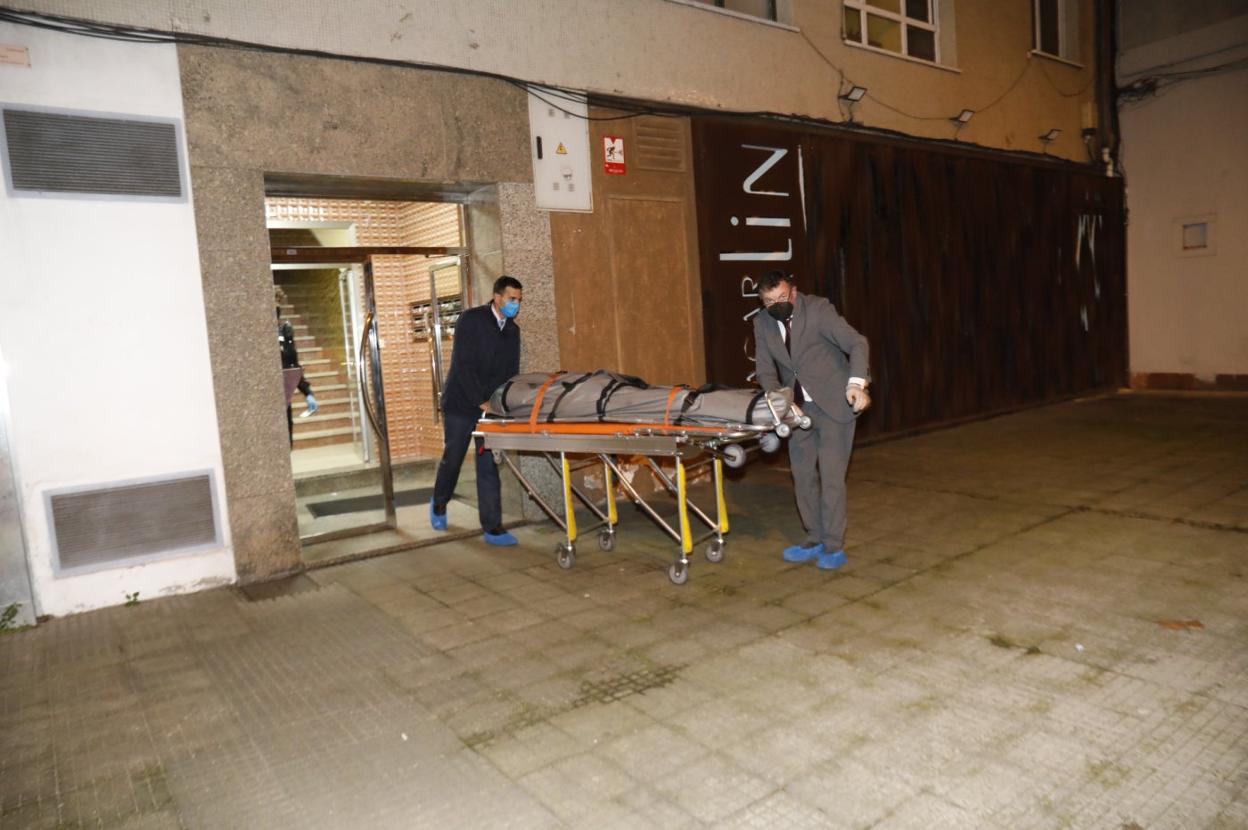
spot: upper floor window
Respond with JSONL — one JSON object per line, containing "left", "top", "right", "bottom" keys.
{"left": 843, "top": 0, "right": 939, "bottom": 63}
{"left": 688, "top": 0, "right": 779, "bottom": 22}
{"left": 1033, "top": 0, "right": 1080, "bottom": 63}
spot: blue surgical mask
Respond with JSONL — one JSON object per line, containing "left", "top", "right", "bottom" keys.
{"left": 501, "top": 300, "right": 520, "bottom": 319}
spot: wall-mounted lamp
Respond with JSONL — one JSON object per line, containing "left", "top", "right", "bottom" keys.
{"left": 950, "top": 109, "right": 975, "bottom": 140}
{"left": 838, "top": 85, "right": 867, "bottom": 124}
{"left": 1039, "top": 128, "right": 1061, "bottom": 153}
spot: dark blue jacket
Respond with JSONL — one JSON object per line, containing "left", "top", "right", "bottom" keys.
{"left": 441, "top": 303, "right": 521, "bottom": 416}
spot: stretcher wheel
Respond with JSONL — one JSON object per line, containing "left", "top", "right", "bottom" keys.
{"left": 776, "top": 423, "right": 792, "bottom": 438}
{"left": 721, "top": 444, "right": 747, "bottom": 469}
{"left": 556, "top": 544, "right": 576, "bottom": 569}
{"left": 759, "top": 432, "right": 781, "bottom": 454}
{"left": 705, "top": 540, "right": 725, "bottom": 563}
{"left": 597, "top": 530, "right": 616, "bottom": 552}
{"left": 668, "top": 561, "right": 689, "bottom": 585}
{"left": 797, "top": 415, "right": 812, "bottom": 430}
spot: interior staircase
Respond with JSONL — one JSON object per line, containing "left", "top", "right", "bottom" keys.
{"left": 277, "top": 287, "right": 359, "bottom": 451}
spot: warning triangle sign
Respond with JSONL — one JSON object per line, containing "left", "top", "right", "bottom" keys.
{"left": 556, "top": 143, "right": 568, "bottom": 155}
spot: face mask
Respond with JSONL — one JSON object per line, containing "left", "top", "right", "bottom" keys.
{"left": 766, "top": 301, "right": 793, "bottom": 321}
{"left": 501, "top": 299, "right": 521, "bottom": 319}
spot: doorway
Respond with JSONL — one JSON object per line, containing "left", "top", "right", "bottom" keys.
{"left": 266, "top": 195, "right": 484, "bottom": 563}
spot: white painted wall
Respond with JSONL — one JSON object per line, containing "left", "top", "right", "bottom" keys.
{"left": 0, "top": 23, "right": 235, "bottom": 616}
{"left": 1118, "top": 11, "right": 1248, "bottom": 380}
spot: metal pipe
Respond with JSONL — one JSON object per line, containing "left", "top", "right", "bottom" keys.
{"left": 643, "top": 457, "right": 718, "bottom": 531}
{"left": 501, "top": 452, "right": 567, "bottom": 531}
{"left": 602, "top": 455, "right": 681, "bottom": 543}
{"left": 543, "top": 453, "right": 609, "bottom": 523}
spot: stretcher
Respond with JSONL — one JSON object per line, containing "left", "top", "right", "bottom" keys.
{"left": 475, "top": 373, "right": 810, "bottom": 584}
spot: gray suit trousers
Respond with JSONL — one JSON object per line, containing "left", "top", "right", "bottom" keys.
{"left": 788, "top": 400, "right": 857, "bottom": 550}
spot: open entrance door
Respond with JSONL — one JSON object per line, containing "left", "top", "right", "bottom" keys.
{"left": 266, "top": 195, "right": 482, "bottom": 563}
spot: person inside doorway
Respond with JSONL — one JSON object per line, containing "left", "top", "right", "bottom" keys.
{"left": 278, "top": 305, "right": 319, "bottom": 445}
{"left": 430, "top": 276, "right": 523, "bottom": 545}
{"left": 753, "top": 269, "right": 870, "bottom": 570}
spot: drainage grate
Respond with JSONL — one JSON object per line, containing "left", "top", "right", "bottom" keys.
{"left": 2, "top": 107, "right": 183, "bottom": 197}
{"left": 49, "top": 472, "right": 219, "bottom": 573}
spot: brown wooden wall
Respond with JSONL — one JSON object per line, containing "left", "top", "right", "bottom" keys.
{"left": 692, "top": 118, "right": 1127, "bottom": 439}
{"left": 550, "top": 112, "right": 705, "bottom": 386}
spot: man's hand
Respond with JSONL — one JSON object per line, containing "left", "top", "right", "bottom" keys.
{"left": 846, "top": 385, "right": 871, "bottom": 414}
{"left": 480, "top": 402, "right": 490, "bottom": 412}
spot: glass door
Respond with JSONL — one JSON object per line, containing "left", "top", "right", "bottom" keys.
{"left": 295, "top": 256, "right": 396, "bottom": 544}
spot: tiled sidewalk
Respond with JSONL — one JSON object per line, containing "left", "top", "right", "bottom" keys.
{"left": 2, "top": 392, "right": 1245, "bottom": 828}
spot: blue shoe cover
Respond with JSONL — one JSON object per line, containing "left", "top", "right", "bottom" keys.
{"left": 817, "top": 550, "right": 848, "bottom": 570}
{"left": 484, "top": 530, "right": 518, "bottom": 546}
{"left": 783, "top": 542, "right": 824, "bottom": 563}
{"left": 429, "top": 498, "right": 448, "bottom": 531}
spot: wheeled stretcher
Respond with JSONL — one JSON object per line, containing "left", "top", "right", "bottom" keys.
{"left": 475, "top": 371, "right": 810, "bottom": 584}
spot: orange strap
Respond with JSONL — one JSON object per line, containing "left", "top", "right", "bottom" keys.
{"left": 528, "top": 372, "right": 564, "bottom": 430}
{"left": 663, "top": 386, "right": 685, "bottom": 426}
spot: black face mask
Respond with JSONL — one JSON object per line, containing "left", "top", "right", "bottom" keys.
{"left": 766, "top": 301, "right": 794, "bottom": 321}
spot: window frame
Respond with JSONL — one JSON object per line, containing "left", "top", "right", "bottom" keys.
{"left": 1031, "top": 0, "right": 1082, "bottom": 66}
{"left": 711, "top": 0, "right": 778, "bottom": 22}
{"left": 665, "top": 0, "right": 798, "bottom": 30}
{"left": 843, "top": 0, "right": 941, "bottom": 65}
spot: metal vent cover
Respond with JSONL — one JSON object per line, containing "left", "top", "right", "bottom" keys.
{"left": 2, "top": 107, "right": 184, "bottom": 198}
{"left": 48, "top": 472, "right": 220, "bottom": 574}
{"left": 634, "top": 117, "right": 686, "bottom": 172}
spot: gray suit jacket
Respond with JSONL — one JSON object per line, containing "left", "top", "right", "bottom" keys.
{"left": 753, "top": 292, "right": 870, "bottom": 424}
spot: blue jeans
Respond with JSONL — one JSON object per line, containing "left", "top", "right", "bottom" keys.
{"left": 432, "top": 411, "right": 502, "bottom": 532}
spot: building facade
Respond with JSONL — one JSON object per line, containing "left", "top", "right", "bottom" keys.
{"left": 0, "top": 0, "right": 1123, "bottom": 620}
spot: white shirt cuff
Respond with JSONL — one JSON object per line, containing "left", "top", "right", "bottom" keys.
{"left": 847, "top": 377, "right": 867, "bottom": 389}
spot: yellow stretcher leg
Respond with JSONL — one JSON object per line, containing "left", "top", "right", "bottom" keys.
{"left": 561, "top": 452, "right": 577, "bottom": 547}
{"left": 604, "top": 460, "right": 618, "bottom": 527}
{"left": 714, "top": 457, "right": 729, "bottom": 535}
{"left": 675, "top": 457, "right": 693, "bottom": 558}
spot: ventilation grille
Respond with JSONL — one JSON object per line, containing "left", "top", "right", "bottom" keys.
{"left": 3, "top": 108, "right": 183, "bottom": 197}
{"left": 50, "top": 473, "right": 218, "bottom": 572}
{"left": 634, "top": 117, "right": 686, "bottom": 172}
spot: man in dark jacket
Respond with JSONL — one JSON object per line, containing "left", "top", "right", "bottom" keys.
{"left": 430, "top": 276, "right": 523, "bottom": 545}
{"left": 753, "top": 270, "right": 871, "bottom": 571}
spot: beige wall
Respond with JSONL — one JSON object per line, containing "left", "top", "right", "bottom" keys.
{"left": 22, "top": 0, "right": 1099, "bottom": 162}
{"left": 1119, "top": 10, "right": 1248, "bottom": 382}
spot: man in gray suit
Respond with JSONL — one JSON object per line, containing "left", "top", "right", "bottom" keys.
{"left": 753, "top": 269, "right": 871, "bottom": 570}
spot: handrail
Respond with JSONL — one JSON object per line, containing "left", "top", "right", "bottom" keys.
{"left": 357, "top": 310, "right": 386, "bottom": 445}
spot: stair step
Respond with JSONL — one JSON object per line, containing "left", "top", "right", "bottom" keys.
{"left": 305, "top": 370, "right": 344, "bottom": 380}
{"left": 294, "top": 416, "right": 354, "bottom": 434}
{"left": 294, "top": 396, "right": 352, "bottom": 409}
{"left": 293, "top": 426, "right": 356, "bottom": 441}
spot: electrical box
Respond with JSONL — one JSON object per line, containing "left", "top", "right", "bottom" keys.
{"left": 527, "top": 91, "right": 593, "bottom": 212}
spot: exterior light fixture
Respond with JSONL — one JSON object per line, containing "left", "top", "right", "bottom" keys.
{"left": 839, "top": 86, "right": 867, "bottom": 103}
{"left": 949, "top": 109, "right": 975, "bottom": 141}
{"left": 1040, "top": 128, "right": 1061, "bottom": 142}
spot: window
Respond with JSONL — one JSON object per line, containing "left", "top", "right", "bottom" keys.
{"left": 1033, "top": 0, "right": 1080, "bottom": 63}
{"left": 1177, "top": 215, "right": 1217, "bottom": 258}
{"left": 688, "top": 0, "right": 778, "bottom": 22}
{"left": 843, "top": 0, "right": 939, "bottom": 63}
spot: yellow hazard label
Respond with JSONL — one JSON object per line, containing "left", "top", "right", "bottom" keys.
{"left": 556, "top": 143, "right": 568, "bottom": 155}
